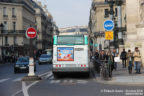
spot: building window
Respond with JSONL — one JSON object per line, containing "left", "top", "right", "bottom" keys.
{"left": 115, "top": 8, "right": 117, "bottom": 17}
{"left": 14, "top": 36, "right": 17, "bottom": 45}
{"left": 12, "top": 8, "right": 16, "bottom": 17}
{"left": 104, "top": 9, "right": 109, "bottom": 18}
{"left": 13, "top": 22, "right": 16, "bottom": 31}
{"left": 5, "top": 36, "right": 8, "bottom": 45}
{"left": 3, "top": 7, "right": 7, "bottom": 17}
{"left": 4, "top": 21, "right": 8, "bottom": 30}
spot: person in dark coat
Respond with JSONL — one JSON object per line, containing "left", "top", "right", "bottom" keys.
{"left": 120, "top": 49, "right": 127, "bottom": 68}
{"left": 112, "top": 49, "right": 118, "bottom": 70}
{"left": 93, "top": 50, "right": 100, "bottom": 73}
{"left": 99, "top": 50, "right": 106, "bottom": 61}
{"left": 94, "top": 50, "right": 99, "bottom": 60}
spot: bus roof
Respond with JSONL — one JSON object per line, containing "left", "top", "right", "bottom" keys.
{"left": 56, "top": 35, "right": 87, "bottom": 37}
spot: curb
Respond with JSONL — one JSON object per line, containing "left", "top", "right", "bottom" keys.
{"left": 22, "top": 76, "right": 42, "bottom": 81}
{"left": 96, "top": 77, "right": 144, "bottom": 86}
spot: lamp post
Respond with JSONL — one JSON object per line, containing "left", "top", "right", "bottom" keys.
{"left": 116, "top": 0, "right": 123, "bottom": 45}
{"left": 107, "top": 0, "right": 115, "bottom": 49}
{"left": 0, "top": 23, "right": 4, "bottom": 63}
{"left": 107, "top": 0, "right": 115, "bottom": 20}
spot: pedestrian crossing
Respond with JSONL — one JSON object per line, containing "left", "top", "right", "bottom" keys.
{"left": 0, "top": 76, "right": 90, "bottom": 85}
{"left": 48, "top": 77, "right": 88, "bottom": 85}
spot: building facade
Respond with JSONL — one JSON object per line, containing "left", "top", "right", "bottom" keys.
{"left": 0, "top": 0, "right": 58, "bottom": 61}
{"left": 0, "top": 0, "right": 36, "bottom": 59}
{"left": 125, "top": 0, "right": 144, "bottom": 66}
{"left": 33, "top": 1, "right": 54, "bottom": 51}
{"left": 89, "top": 0, "right": 126, "bottom": 52}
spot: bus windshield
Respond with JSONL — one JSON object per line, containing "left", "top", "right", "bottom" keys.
{"left": 57, "top": 36, "right": 84, "bottom": 45}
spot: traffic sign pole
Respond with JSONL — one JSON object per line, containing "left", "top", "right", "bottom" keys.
{"left": 22, "top": 27, "right": 41, "bottom": 81}
{"left": 28, "top": 39, "right": 35, "bottom": 76}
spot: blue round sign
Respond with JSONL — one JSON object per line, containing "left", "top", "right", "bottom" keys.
{"left": 104, "top": 20, "right": 114, "bottom": 31}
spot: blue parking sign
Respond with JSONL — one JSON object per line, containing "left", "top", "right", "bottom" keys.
{"left": 104, "top": 20, "right": 114, "bottom": 31}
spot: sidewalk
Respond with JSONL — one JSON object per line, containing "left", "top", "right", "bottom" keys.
{"left": 96, "top": 64, "right": 144, "bottom": 86}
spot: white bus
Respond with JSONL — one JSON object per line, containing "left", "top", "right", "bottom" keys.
{"left": 52, "top": 35, "right": 90, "bottom": 78}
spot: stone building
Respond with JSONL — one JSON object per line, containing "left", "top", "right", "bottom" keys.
{"left": 89, "top": 0, "right": 126, "bottom": 52}
{"left": 0, "top": 0, "right": 58, "bottom": 60}
{"left": 125, "top": 0, "right": 144, "bottom": 66}
{"left": 33, "top": 1, "right": 54, "bottom": 51}
{"left": 59, "top": 26, "right": 88, "bottom": 35}
{"left": 0, "top": 0, "right": 36, "bottom": 58}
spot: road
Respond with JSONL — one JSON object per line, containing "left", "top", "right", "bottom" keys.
{"left": 0, "top": 62, "right": 144, "bottom": 96}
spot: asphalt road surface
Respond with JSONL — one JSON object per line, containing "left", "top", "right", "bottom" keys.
{"left": 0, "top": 62, "right": 144, "bottom": 96}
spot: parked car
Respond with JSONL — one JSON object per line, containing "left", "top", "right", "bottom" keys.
{"left": 39, "top": 54, "right": 52, "bottom": 64}
{"left": 14, "top": 57, "right": 36, "bottom": 73}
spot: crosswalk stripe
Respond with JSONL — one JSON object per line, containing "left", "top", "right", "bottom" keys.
{"left": 50, "top": 80, "right": 60, "bottom": 84}
{"left": 0, "top": 78, "right": 10, "bottom": 83}
{"left": 77, "top": 80, "right": 88, "bottom": 84}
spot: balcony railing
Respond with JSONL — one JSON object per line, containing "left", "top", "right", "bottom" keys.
{"left": 0, "top": 30, "right": 25, "bottom": 35}
{"left": 5, "top": 44, "right": 9, "bottom": 46}
{"left": 3, "top": 15, "right": 8, "bottom": 18}
{"left": 12, "top": 15, "right": 16, "bottom": 18}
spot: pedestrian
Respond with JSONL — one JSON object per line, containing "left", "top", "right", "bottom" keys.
{"left": 94, "top": 50, "right": 99, "bottom": 60}
{"left": 133, "top": 47, "right": 142, "bottom": 74}
{"left": 99, "top": 50, "right": 106, "bottom": 61}
{"left": 120, "top": 49, "right": 127, "bottom": 68}
{"left": 112, "top": 49, "right": 118, "bottom": 70}
{"left": 127, "top": 50, "right": 133, "bottom": 74}
{"left": 106, "top": 51, "right": 113, "bottom": 77}
{"left": 93, "top": 50, "right": 100, "bottom": 73}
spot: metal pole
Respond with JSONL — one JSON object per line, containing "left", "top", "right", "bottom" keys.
{"left": 28, "top": 39, "right": 35, "bottom": 76}
{"left": 117, "top": 0, "right": 123, "bottom": 45}
{"left": 109, "top": 0, "right": 115, "bottom": 48}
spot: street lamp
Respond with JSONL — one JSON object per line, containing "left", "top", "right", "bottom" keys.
{"left": 115, "top": 0, "right": 123, "bottom": 45}
{"left": 107, "top": 0, "right": 115, "bottom": 20}
{"left": 0, "top": 23, "right": 4, "bottom": 63}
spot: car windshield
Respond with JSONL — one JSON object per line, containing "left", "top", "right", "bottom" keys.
{"left": 17, "top": 57, "right": 29, "bottom": 63}
{"left": 40, "top": 55, "right": 50, "bottom": 58}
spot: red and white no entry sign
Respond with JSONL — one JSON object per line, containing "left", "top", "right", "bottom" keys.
{"left": 26, "top": 27, "right": 37, "bottom": 39}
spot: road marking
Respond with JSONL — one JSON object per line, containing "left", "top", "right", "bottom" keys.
{"left": 69, "top": 80, "right": 73, "bottom": 83}
{"left": 12, "top": 71, "right": 52, "bottom": 96}
{"left": 50, "top": 80, "right": 60, "bottom": 84}
{"left": 0, "top": 78, "right": 10, "bottom": 83}
{"left": 22, "top": 82, "right": 29, "bottom": 96}
{"left": 49, "top": 76, "right": 54, "bottom": 80}
{"left": 11, "top": 90, "right": 22, "bottom": 96}
{"left": 77, "top": 80, "right": 88, "bottom": 84}
{"left": 12, "top": 77, "right": 22, "bottom": 82}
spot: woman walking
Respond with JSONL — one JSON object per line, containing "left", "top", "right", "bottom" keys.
{"left": 127, "top": 50, "right": 133, "bottom": 74}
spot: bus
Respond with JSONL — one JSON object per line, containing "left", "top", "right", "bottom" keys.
{"left": 52, "top": 35, "right": 90, "bottom": 78}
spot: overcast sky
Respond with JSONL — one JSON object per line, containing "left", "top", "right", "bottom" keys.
{"left": 38, "top": 0, "right": 92, "bottom": 28}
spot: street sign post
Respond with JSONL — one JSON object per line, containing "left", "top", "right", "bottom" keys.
{"left": 22, "top": 27, "right": 41, "bottom": 81}
{"left": 26, "top": 27, "right": 37, "bottom": 39}
{"left": 104, "top": 20, "right": 114, "bottom": 31}
{"left": 105, "top": 31, "right": 113, "bottom": 40}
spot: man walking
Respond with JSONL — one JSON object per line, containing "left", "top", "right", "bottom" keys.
{"left": 120, "top": 49, "right": 127, "bottom": 68}
{"left": 127, "top": 50, "right": 133, "bottom": 74}
{"left": 112, "top": 49, "right": 118, "bottom": 70}
{"left": 133, "top": 47, "right": 142, "bottom": 74}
